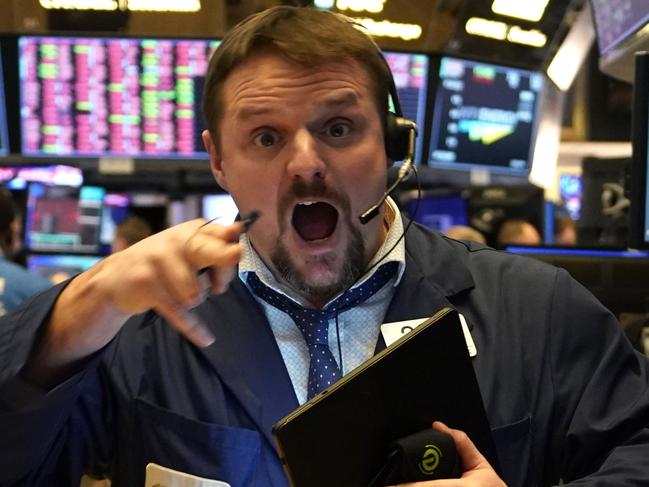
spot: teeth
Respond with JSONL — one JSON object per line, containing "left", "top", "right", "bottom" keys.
{"left": 299, "top": 201, "right": 317, "bottom": 206}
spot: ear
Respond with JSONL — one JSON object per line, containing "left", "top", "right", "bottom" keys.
{"left": 202, "top": 129, "right": 229, "bottom": 191}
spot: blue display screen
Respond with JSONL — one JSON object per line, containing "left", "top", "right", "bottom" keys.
{"left": 559, "top": 174, "right": 582, "bottom": 220}
{"left": 27, "top": 253, "right": 103, "bottom": 283}
{"left": 406, "top": 194, "right": 468, "bottom": 232}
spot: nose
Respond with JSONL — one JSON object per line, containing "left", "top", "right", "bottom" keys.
{"left": 286, "top": 129, "right": 327, "bottom": 181}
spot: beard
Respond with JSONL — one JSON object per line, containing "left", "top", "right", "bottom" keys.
{"left": 271, "top": 179, "right": 366, "bottom": 305}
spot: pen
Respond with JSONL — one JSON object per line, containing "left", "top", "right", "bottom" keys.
{"left": 189, "top": 210, "right": 261, "bottom": 347}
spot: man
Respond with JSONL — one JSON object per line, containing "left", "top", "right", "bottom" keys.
{"left": 495, "top": 218, "right": 542, "bottom": 248}
{"left": 1, "top": 7, "right": 648, "bottom": 487}
{"left": 554, "top": 214, "right": 578, "bottom": 246}
{"left": 110, "top": 215, "right": 153, "bottom": 253}
{"left": 0, "top": 188, "right": 50, "bottom": 316}
{"left": 444, "top": 225, "right": 487, "bottom": 244}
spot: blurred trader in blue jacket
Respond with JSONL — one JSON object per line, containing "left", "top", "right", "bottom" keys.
{"left": 0, "top": 188, "right": 50, "bottom": 316}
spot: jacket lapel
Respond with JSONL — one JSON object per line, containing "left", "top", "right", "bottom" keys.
{"left": 378, "top": 225, "right": 477, "bottom": 350}
{"left": 384, "top": 225, "right": 470, "bottom": 323}
{"left": 195, "top": 279, "right": 298, "bottom": 453}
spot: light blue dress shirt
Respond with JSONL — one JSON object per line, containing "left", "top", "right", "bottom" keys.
{"left": 239, "top": 197, "right": 406, "bottom": 405}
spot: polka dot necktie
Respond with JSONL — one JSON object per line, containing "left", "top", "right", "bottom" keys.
{"left": 247, "top": 261, "right": 398, "bottom": 399}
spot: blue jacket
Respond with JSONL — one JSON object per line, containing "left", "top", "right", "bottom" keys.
{"left": 1, "top": 224, "right": 649, "bottom": 486}
{"left": 0, "top": 256, "right": 50, "bottom": 316}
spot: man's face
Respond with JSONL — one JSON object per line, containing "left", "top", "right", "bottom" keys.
{"left": 203, "top": 52, "right": 389, "bottom": 305}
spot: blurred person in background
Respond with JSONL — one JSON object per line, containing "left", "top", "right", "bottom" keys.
{"left": 554, "top": 214, "right": 578, "bottom": 246}
{"left": 444, "top": 225, "right": 487, "bottom": 244}
{"left": 0, "top": 188, "right": 50, "bottom": 316}
{"left": 111, "top": 215, "right": 154, "bottom": 253}
{"left": 496, "top": 218, "right": 542, "bottom": 249}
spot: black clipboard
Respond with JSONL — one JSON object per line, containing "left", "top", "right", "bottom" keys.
{"left": 272, "top": 307, "right": 498, "bottom": 487}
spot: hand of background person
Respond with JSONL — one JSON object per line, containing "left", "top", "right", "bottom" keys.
{"left": 390, "top": 422, "right": 505, "bottom": 487}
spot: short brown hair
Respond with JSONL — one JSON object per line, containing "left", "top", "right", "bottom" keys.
{"left": 115, "top": 216, "right": 153, "bottom": 246}
{"left": 202, "top": 6, "right": 392, "bottom": 148}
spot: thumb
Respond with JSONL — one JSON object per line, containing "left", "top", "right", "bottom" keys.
{"left": 432, "top": 421, "right": 489, "bottom": 472}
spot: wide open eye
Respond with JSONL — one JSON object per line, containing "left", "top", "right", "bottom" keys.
{"left": 326, "top": 121, "right": 351, "bottom": 138}
{"left": 253, "top": 130, "right": 280, "bottom": 147}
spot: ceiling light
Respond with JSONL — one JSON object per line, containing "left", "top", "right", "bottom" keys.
{"left": 465, "top": 17, "right": 508, "bottom": 40}
{"left": 492, "top": 0, "right": 550, "bottom": 22}
{"left": 354, "top": 17, "right": 422, "bottom": 41}
{"left": 507, "top": 26, "right": 547, "bottom": 47}
{"left": 336, "top": 0, "right": 386, "bottom": 14}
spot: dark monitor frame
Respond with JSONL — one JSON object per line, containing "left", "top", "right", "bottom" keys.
{"left": 629, "top": 51, "right": 649, "bottom": 249}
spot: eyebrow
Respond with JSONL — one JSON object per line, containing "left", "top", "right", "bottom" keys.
{"left": 235, "top": 91, "right": 361, "bottom": 121}
{"left": 319, "top": 91, "right": 360, "bottom": 110}
{"left": 236, "top": 105, "right": 274, "bottom": 120}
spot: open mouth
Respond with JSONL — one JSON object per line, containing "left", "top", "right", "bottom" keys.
{"left": 292, "top": 201, "right": 339, "bottom": 242}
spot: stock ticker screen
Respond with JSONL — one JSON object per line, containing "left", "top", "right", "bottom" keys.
{"left": 428, "top": 56, "right": 543, "bottom": 175}
{"left": 19, "top": 36, "right": 220, "bottom": 158}
{"left": 384, "top": 51, "right": 429, "bottom": 163}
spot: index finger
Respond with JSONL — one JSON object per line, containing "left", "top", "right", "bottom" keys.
{"left": 183, "top": 221, "right": 243, "bottom": 270}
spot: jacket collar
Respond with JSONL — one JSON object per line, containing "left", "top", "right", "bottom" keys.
{"left": 383, "top": 224, "right": 475, "bottom": 331}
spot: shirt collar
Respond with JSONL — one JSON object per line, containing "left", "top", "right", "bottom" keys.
{"left": 239, "top": 196, "right": 406, "bottom": 306}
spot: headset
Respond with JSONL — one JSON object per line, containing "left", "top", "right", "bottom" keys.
{"left": 383, "top": 74, "right": 418, "bottom": 164}
{"left": 380, "top": 48, "right": 419, "bottom": 164}
{"left": 359, "top": 66, "right": 418, "bottom": 223}
{"left": 358, "top": 42, "right": 419, "bottom": 225}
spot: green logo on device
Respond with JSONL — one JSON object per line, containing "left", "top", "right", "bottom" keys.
{"left": 419, "top": 444, "right": 442, "bottom": 475}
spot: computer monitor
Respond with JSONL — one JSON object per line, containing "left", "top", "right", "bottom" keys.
{"left": 403, "top": 191, "right": 468, "bottom": 233}
{"left": 27, "top": 253, "right": 103, "bottom": 283}
{"left": 578, "top": 157, "right": 629, "bottom": 248}
{"left": 202, "top": 193, "right": 239, "bottom": 224}
{"left": 99, "top": 192, "right": 130, "bottom": 250}
{"left": 428, "top": 56, "right": 544, "bottom": 175}
{"left": 0, "top": 164, "right": 83, "bottom": 190}
{"left": 558, "top": 174, "right": 583, "bottom": 221}
{"left": 591, "top": 0, "right": 649, "bottom": 55}
{"left": 630, "top": 51, "right": 649, "bottom": 250}
{"left": 24, "top": 183, "right": 105, "bottom": 253}
{"left": 18, "top": 35, "right": 220, "bottom": 158}
{"left": 384, "top": 51, "right": 429, "bottom": 163}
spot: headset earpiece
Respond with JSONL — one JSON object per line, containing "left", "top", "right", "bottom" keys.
{"left": 384, "top": 113, "right": 417, "bottom": 162}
